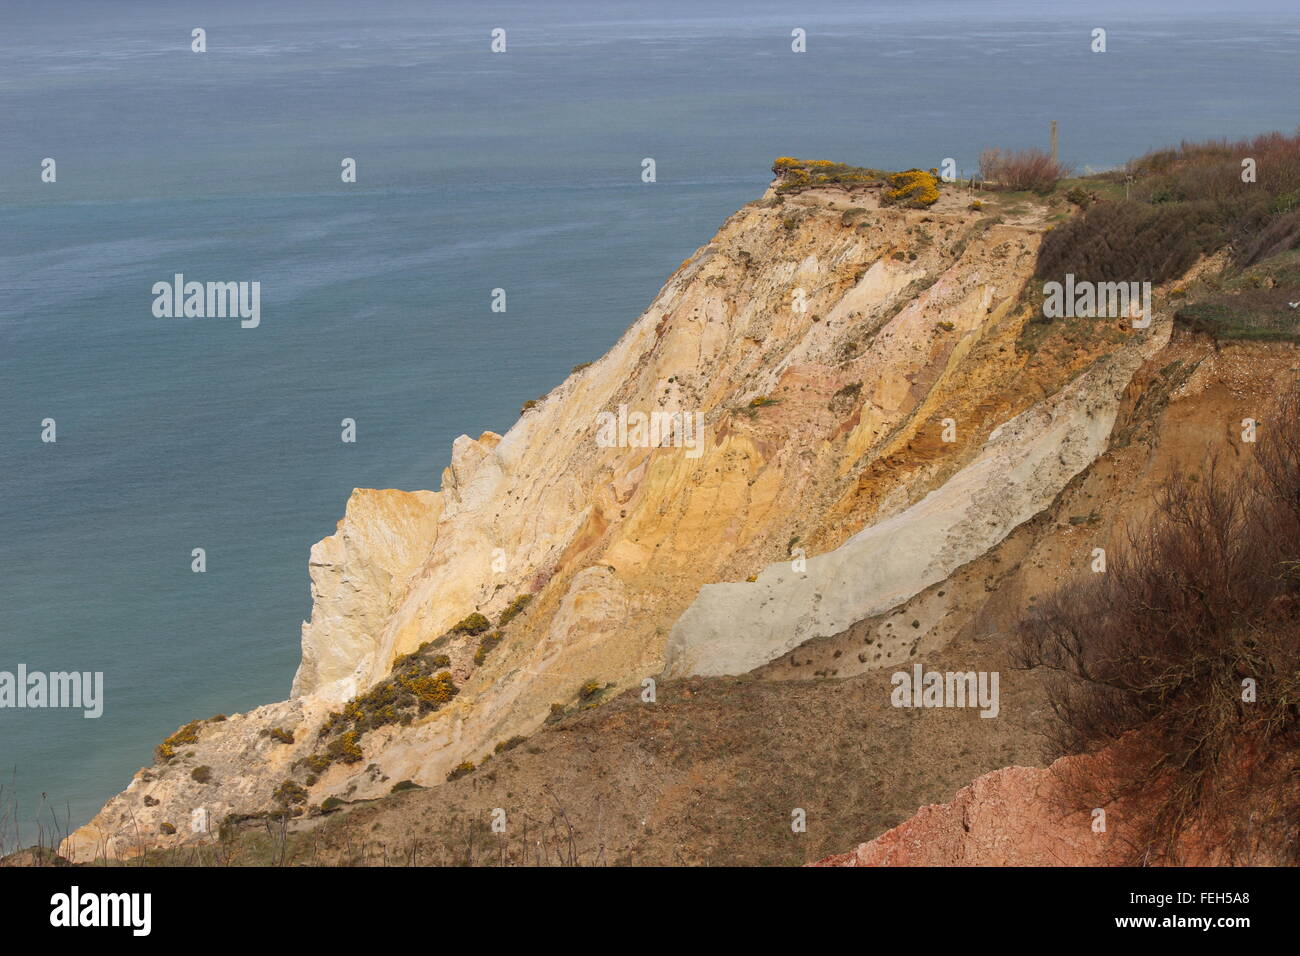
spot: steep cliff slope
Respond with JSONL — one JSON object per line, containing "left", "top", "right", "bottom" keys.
{"left": 151, "top": 333, "right": 1294, "bottom": 867}
{"left": 65, "top": 168, "right": 1174, "bottom": 862}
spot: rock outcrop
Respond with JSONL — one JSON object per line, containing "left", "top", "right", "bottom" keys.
{"left": 812, "top": 732, "right": 1295, "bottom": 868}
{"left": 293, "top": 488, "right": 443, "bottom": 702}
{"left": 811, "top": 754, "right": 1129, "bottom": 867}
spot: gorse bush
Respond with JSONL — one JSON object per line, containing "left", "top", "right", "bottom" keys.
{"left": 1063, "top": 187, "right": 1095, "bottom": 209}
{"left": 1017, "top": 391, "right": 1300, "bottom": 863}
{"left": 272, "top": 780, "right": 308, "bottom": 807}
{"left": 771, "top": 157, "right": 939, "bottom": 206}
{"left": 303, "top": 601, "right": 532, "bottom": 778}
{"left": 446, "top": 761, "right": 475, "bottom": 782}
{"left": 324, "top": 729, "right": 363, "bottom": 765}
{"left": 313, "top": 635, "right": 461, "bottom": 769}
{"left": 473, "top": 630, "right": 503, "bottom": 666}
{"left": 451, "top": 612, "right": 491, "bottom": 635}
{"left": 154, "top": 720, "right": 202, "bottom": 763}
{"left": 498, "top": 593, "right": 532, "bottom": 627}
{"left": 772, "top": 157, "right": 886, "bottom": 193}
{"left": 883, "top": 169, "right": 940, "bottom": 208}
{"left": 302, "top": 754, "right": 330, "bottom": 775}
{"left": 166, "top": 722, "right": 201, "bottom": 746}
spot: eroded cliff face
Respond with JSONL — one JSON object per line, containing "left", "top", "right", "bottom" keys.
{"left": 65, "top": 174, "right": 1164, "bottom": 862}
{"left": 662, "top": 338, "right": 1162, "bottom": 676}
{"left": 194, "top": 333, "right": 1299, "bottom": 867}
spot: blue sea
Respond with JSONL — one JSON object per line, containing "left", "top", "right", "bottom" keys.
{"left": 2, "top": 0, "right": 1298, "bottom": 844}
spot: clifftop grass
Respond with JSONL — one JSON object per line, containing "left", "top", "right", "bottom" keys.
{"left": 1173, "top": 248, "right": 1300, "bottom": 342}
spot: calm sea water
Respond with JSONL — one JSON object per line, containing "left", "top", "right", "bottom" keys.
{"left": 2, "top": 0, "right": 1298, "bottom": 842}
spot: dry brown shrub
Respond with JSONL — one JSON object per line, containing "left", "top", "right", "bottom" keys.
{"left": 1017, "top": 391, "right": 1300, "bottom": 863}
{"left": 979, "top": 147, "right": 1072, "bottom": 194}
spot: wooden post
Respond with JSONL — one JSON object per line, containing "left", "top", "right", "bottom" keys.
{"left": 1051, "top": 121, "right": 1059, "bottom": 165}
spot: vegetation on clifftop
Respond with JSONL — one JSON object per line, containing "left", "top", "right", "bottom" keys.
{"left": 772, "top": 157, "right": 884, "bottom": 192}
{"left": 979, "top": 146, "right": 1072, "bottom": 195}
{"left": 772, "top": 157, "right": 941, "bottom": 208}
{"left": 884, "top": 169, "right": 941, "bottom": 208}
{"left": 1031, "top": 131, "right": 1300, "bottom": 342}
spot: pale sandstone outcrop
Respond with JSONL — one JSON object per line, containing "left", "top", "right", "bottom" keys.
{"left": 292, "top": 488, "right": 443, "bottom": 702}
